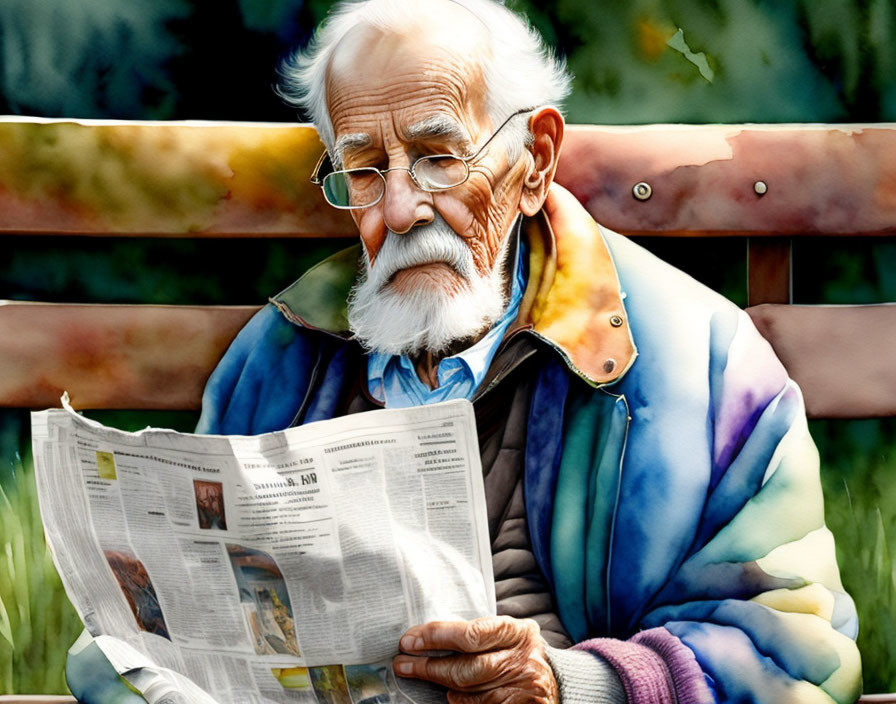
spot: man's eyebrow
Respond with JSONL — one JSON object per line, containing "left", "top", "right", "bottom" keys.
{"left": 404, "top": 115, "right": 470, "bottom": 148}
{"left": 333, "top": 133, "right": 372, "bottom": 167}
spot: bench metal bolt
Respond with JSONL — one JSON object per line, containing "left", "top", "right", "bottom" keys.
{"left": 632, "top": 181, "right": 652, "bottom": 201}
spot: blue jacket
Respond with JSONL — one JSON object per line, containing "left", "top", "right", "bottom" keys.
{"left": 196, "top": 186, "right": 862, "bottom": 702}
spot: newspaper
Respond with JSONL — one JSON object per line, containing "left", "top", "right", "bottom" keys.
{"left": 31, "top": 398, "right": 495, "bottom": 704}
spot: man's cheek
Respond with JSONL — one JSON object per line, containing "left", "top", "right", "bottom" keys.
{"left": 438, "top": 180, "right": 492, "bottom": 228}
{"left": 430, "top": 196, "right": 473, "bottom": 239}
{"left": 446, "top": 216, "right": 491, "bottom": 273}
{"left": 465, "top": 237, "right": 493, "bottom": 276}
{"left": 357, "top": 213, "right": 388, "bottom": 265}
{"left": 466, "top": 180, "right": 496, "bottom": 228}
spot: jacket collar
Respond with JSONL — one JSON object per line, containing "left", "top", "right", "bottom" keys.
{"left": 271, "top": 185, "right": 637, "bottom": 387}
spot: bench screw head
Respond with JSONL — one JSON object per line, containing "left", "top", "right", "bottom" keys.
{"left": 632, "top": 181, "right": 652, "bottom": 201}
{"left": 754, "top": 180, "right": 768, "bottom": 196}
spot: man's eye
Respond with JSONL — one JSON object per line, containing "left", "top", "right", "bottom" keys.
{"left": 422, "top": 155, "right": 463, "bottom": 169}
{"left": 346, "top": 170, "right": 380, "bottom": 187}
{"left": 414, "top": 155, "right": 468, "bottom": 189}
{"left": 344, "top": 154, "right": 385, "bottom": 171}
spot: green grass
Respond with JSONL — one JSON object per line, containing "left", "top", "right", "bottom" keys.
{"left": 815, "top": 418, "right": 896, "bottom": 694}
{"left": 0, "top": 452, "right": 82, "bottom": 695}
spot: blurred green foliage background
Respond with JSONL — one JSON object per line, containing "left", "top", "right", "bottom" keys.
{"left": 1, "top": 0, "right": 895, "bottom": 695}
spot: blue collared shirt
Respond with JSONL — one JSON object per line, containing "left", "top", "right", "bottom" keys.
{"left": 367, "top": 233, "right": 526, "bottom": 409}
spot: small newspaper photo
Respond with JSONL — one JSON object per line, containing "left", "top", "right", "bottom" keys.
{"left": 31, "top": 397, "right": 495, "bottom": 704}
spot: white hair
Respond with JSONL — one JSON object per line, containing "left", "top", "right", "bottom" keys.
{"left": 277, "top": 0, "right": 571, "bottom": 156}
{"left": 346, "top": 213, "right": 512, "bottom": 355}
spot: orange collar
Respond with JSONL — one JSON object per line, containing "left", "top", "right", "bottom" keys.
{"left": 515, "top": 185, "right": 636, "bottom": 386}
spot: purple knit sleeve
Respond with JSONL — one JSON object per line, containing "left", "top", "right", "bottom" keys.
{"left": 572, "top": 627, "right": 715, "bottom": 704}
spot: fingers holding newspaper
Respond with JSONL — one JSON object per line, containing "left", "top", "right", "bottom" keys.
{"left": 393, "top": 615, "right": 559, "bottom": 704}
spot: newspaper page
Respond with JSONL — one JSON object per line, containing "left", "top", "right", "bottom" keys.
{"left": 31, "top": 398, "right": 495, "bottom": 704}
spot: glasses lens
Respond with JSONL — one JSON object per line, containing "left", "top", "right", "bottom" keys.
{"left": 322, "top": 169, "right": 383, "bottom": 208}
{"left": 413, "top": 155, "right": 469, "bottom": 190}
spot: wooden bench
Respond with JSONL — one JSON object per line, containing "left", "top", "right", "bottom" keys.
{"left": 1, "top": 118, "right": 894, "bottom": 702}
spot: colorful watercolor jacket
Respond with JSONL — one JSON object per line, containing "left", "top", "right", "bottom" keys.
{"left": 195, "top": 186, "right": 861, "bottom": 702}
{"left": 68, "top": 186, "right": 861, "bottom": 703}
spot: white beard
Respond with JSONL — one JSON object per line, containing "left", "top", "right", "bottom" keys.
{"left": 347, "top": 215, "right": 512, "bottom": 356}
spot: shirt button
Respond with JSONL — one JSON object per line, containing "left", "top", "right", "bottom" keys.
{"left": 609, "top": 314, "right": 624, "bottom": 327}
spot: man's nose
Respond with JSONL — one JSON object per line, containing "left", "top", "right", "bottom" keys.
{"left": 381, "top": 169, "right": 434, "bottom": 235}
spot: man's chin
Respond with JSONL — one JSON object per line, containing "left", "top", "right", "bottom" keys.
{"left": 348, "top": 285, "right": 492, "bottom": 357}
{"left": 348, "top": 258, "right": 505, "bottom": 358}
{"left": 388, "top": 262, "right": 465, "bottom": 296}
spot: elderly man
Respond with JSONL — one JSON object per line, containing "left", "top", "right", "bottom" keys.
{"left": 68, "top": 0, "right": 861, "bottom": 702}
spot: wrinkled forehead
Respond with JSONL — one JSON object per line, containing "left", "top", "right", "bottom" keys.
{"left": 325, "top": 9, "right": 492, "bottom": 141}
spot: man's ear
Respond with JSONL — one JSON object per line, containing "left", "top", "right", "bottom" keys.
{"left": 519, "top": 106, "right": 564, "bottom": 216}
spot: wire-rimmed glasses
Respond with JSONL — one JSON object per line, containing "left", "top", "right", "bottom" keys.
{"left": 311, "top": 107, "right": 535, "bottom": 209}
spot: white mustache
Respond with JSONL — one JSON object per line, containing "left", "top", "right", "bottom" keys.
{"left": 365, "top": 216, "right": 475, "bottom": 289}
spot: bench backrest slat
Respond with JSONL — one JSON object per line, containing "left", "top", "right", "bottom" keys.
{"left": 560, "top": 125, "right": 896, "bottom": 238}
{"left": 0, "top": 302, "right": 256, "bottom": 410}
{"left": 3, "top": 121, "right": 895, "bottom": 238}
{"left": 3, "top": 300, "right": 893, "bottom": 419}
{"left": 747, "top": 303, "right": 896, "bottom": 418}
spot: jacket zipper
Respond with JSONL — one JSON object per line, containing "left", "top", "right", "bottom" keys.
{"left": 600, "top": 388, "right": 630, "bottom": 637}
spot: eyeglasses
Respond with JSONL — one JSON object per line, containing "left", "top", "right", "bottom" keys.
{"left": 311, "top": 107, "right": 534, "bottom": 209}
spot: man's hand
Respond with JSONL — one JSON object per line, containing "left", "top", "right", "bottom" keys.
{"left": 393, "top": 615, "right": 559, "bottom": 704}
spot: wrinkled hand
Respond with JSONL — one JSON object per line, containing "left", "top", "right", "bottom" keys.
{"left": 393, "top": 616, "right": 558, "bottom": 704}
